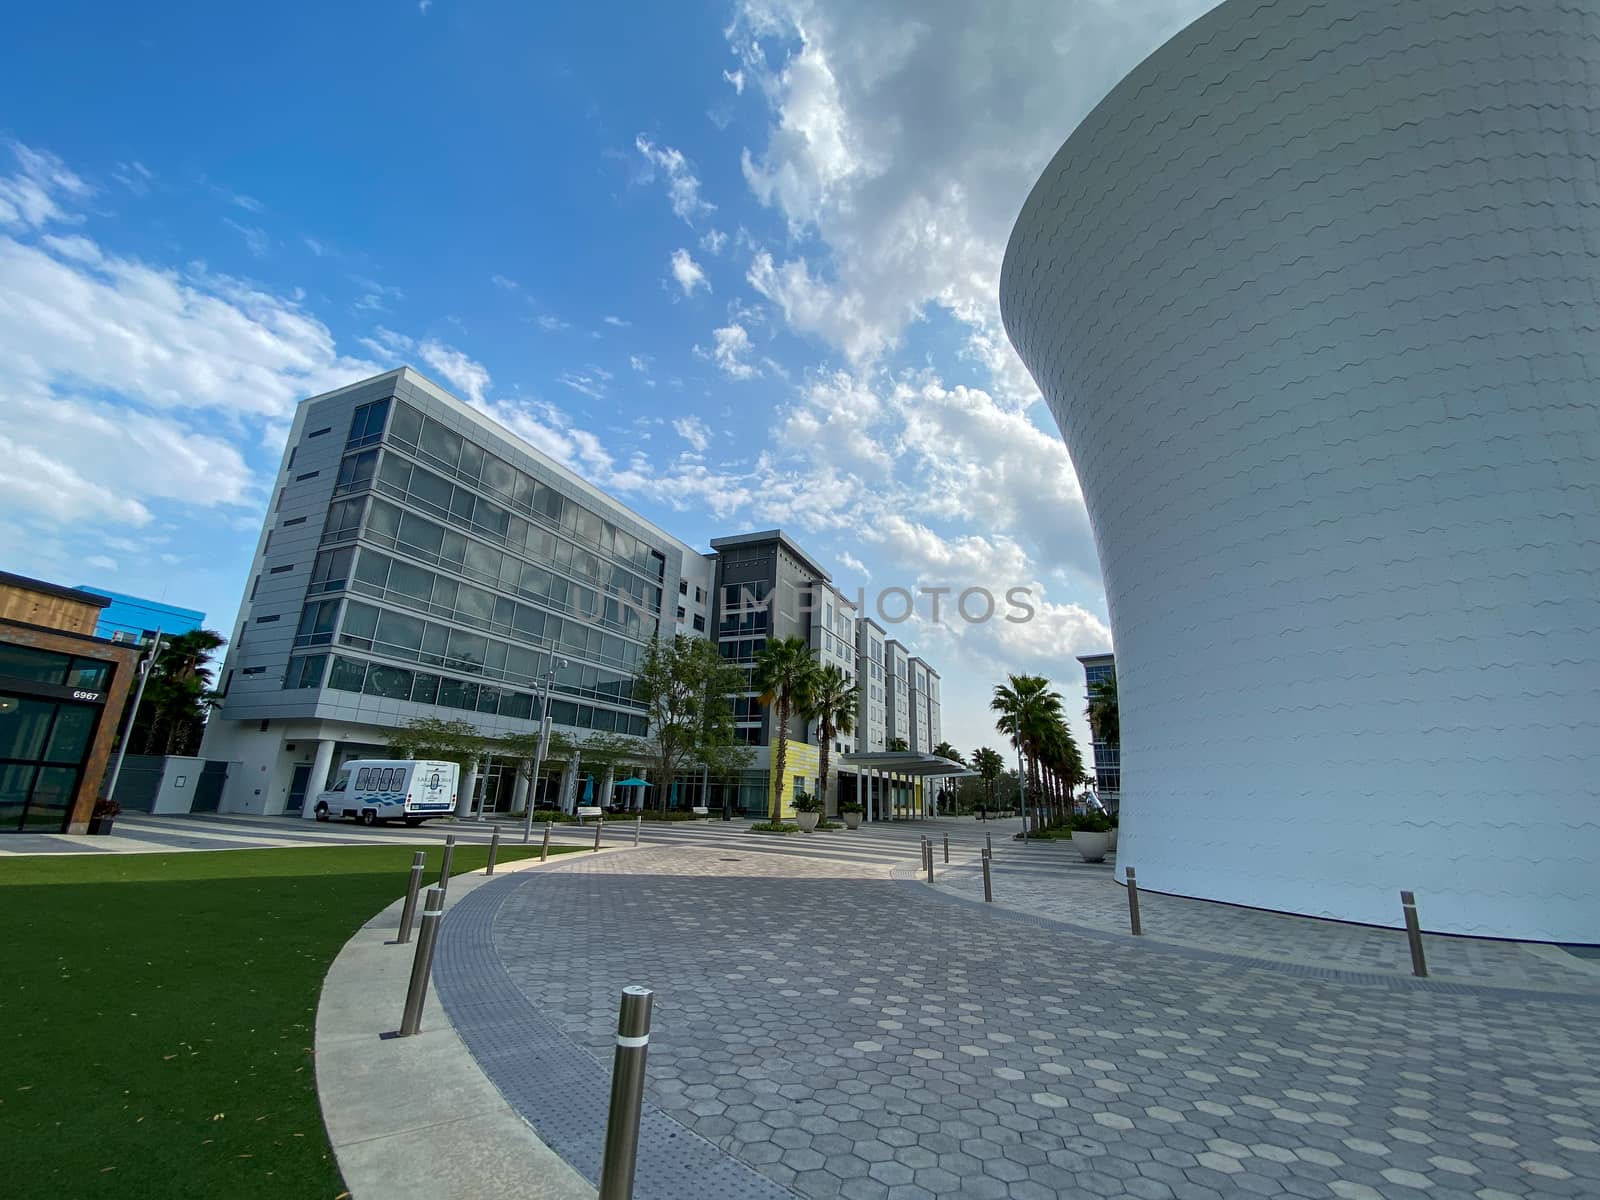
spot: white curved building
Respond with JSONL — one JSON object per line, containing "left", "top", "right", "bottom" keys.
{"left": 1001, "top": 0, "right": 1600, "bottom": 940}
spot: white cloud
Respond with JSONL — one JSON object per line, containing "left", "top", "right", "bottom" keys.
{"left": 0, "top": 142, "right": 89, "bottom": 229}
{"left": 351, "top": 275, "right": 403, "bottom": 312}
{"left": 672, "top": 415, "right": 712, "bottom": 452}
{"left": 535, "top": 314, "right": 570, "bottom": 332}
{"left": 419, "top": 0, "right": 433, "bottom": 12}
{"left": 224, "top": 218, "right": 270, "bottom": 258}
{"left": 491, "top": 273, "right": 521, "bottom": 292}
{"left": 604, "top": 314, "right": 630, "bottom": 327}
{"left": 724, "top": 68, "right": 746, "bottom": 94}
{"left": 230, "top": 192, "right": 265, "bottom": 214}
{"left": 303, "top": 235, "right": 330, "bottom": 257}
{"left": 669, "top": 248, "right": 709, "bottom": 296}
{"left": 699, "top": 228, "right": 728, "bottom": 255}
{"left": 559, "top": 371, "right": 608, "bottom": 400}
{"left": 837, "top": 550, "right": 869, "bottom": 578}
{"left": 113, "top": 161, "right": 153, "bottom": 196}
{"left": 696, "top": 322, "right": 759, "bottom": 380}
{"left": 84, "top": 554, "right": 118, "bottom": 573}
{"left": 635, "top": 135, "right": 715, "bottom": 225}
{"left": 728, "top": 0, "right": 1210, "bottom": 394}
{"left": 629, "top": 353, "right": 652, "bottom": 374}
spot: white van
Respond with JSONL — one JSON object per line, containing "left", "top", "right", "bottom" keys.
{"left": 313, "top": 759, "right": 459, "bottom": 826}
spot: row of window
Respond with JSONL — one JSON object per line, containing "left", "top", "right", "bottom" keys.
{"left": 0, "top": 645, "right": 113, "bottom": 692}
{"left": 347, "top": 549, "right": 649, "bottom": 671}
{"left": 363, "top": 496, "right": 658, "bottom": 631}
{"left": 368, "top": 452, "right": 664, "bottom": 611}
{"left": 334, "top": 599, "right": 642, "bottom": 705}
{"left": 383, "top": 400, "right": 666, "bottom": 577}
{"left": 300, "top": 653, "right": 650, "bottom": 736}
{"left": 719, "top": 609, "right": 770, "bottom": 636}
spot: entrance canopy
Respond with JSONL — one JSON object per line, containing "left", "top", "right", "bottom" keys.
{"left": 840, "top": 751, "right": 975, "bottom": 778}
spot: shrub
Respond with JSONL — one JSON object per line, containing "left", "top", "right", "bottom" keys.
{"left": 839, "top": 802, "right": 864, "bottom": 814}
{"left": 751, "top": 821, "right": 801, "bottom": 834}
{"left": 93, "top": 798, "right": 121, "bottom": 819}
{"left": 791, "top": 792, "right": 822, "bottom": 814}
{"left": 815, "top": 819, "right": 842, "bottom": 831}
{"left": 1071, "top": 809, "right": 1112, "bottom": 833}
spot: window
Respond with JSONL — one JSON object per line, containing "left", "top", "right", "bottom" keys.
{"left": 0, "top": 645, "right": 74, "bottom": 684}
{"left": 333, "top": 449, "right": 378, "bottom": 494}
{"left": 693, "top": 613, "right": 705, "bottom": 632}
{"left": 356, "top": 768, "right": 373, "bottom": 789}
{"left": 329, "top": 657, "right": 367, "bottom": 692}
{"left": 283, "top": 655, "right": 327, "bottom": 689}
{"left": 323, "top": 496, "right": 366, "bottom": 541}
{"left": 308, "top": 425, "right": 332, "bottom": 438}
{"left": 282, "top": 516, "right": 307, "bottom": 527}
{"left": 389, "top": 402, "right": 423, "bottom": 446}
{"left": 295, "top": 470, "right": 321, "bottom": 482}
{"left": 347, "top": 398, "right": 391, "bottom": 449}
{"left": 296, "top": 601, "right": 342, "bottom": 649}
{"left": 241, "top": 666, "right": 267, "bottom": 675}
{"left": 255, "top": 614, "right": 280, "bottom": 624}
{"left": 336, "top": 601, "right": 377, "bottom": 650}
{"left": 679, "top": 579, "right": 687, "bottom": 595}
{"left": 269, "top": 564, "right": 294, "bottom": 575}
{"left": 309, "top": 546, "right": 355, "bottom": 594}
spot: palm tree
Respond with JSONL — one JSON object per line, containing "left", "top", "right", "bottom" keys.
{"left": 991, "top": 673, "right": 1066, "bottom": 834}
{"left": 930, "top": 741, "right": 965, "bottom": 814}
{"left": 134, "top": 628, "right": 228, "bottom": 755}
{"left": 887, "top": 736, "right": 909, "bottom": 752}
{"left": 753, "top": 637, "right": 818, "bottom": 821}
{"left": 797, "top": 664, "right": 858, "bottom": 815}
{"left": 1087, "top": 670, "right": 1119, "bottom": 746}
{"left": 970, "top": 746, "right": 1005, "bottom": 818}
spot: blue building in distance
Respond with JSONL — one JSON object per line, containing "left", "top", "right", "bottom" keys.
{"left": 75, "top": 587, "right": 205, "bottom": 645}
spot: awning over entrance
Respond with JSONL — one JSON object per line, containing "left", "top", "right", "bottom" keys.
{"left": 839, "top": 750, "right": 976, "bottom": 778}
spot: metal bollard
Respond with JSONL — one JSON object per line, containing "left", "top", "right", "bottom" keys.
{"left": 599, "top": 986, "right": 654, "bottom": 1199}
{"left": 1400, "top": 890, "right": 1428, "bottom": 977}
{"left": 397, "top": 850, "right": 426, "bottom": 944}
{"left": 981, "top": 849, "right": 993, "bottom": 902}
{"left": 943, "top": 833, "right": 949, "bottom": 863}
{"left": 1125, "top": 866, "right": 1143, "bottom": 936}
{"left": 541, "top": 821, "right": 552, "bottom": 861}
{"left": 985, "top": 831, "right": 992, "bottom": 856}
{"left": 594, "top": 817, "right": 603, "bottom": 852}
{"left": 925, "top": 838, "right": 934, "bottom": 883}
{"left": 399, "top": 888, "right": 445, "bottom": 1036}
{"left": 438, "top": 834, "right": 456, "bottom": 900}
{"left": 486, "top": 827, "right": 501, "bottom": 876}
{"left": 634, "top": 815, "right": 642, "bottom": 846}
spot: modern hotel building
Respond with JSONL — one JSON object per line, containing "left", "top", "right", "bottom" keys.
{"left": 202, "top": 368, "right": 945, "bottom": 819}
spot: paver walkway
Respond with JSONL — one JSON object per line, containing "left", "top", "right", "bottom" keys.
{"left": 437, "top": 838, "right": 1600, "bottom": 1200}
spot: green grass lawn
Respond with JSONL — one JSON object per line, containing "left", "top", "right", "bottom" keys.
{"left": 1, "top": 843, "right": 575, "bottom": 1199}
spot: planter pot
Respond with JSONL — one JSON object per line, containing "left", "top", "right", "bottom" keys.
{"left": 1108, "top": 828, "right": 1118, "bottom": 852}
{"left": 843, "top": 812, "right": 862, "bottom": 830}
{"left": 1072, "top": 830, "right": 1110, "bottom": 862}
{"left": 795, "top": 811, "right": 820, "bottom": 832}
{"left": 87, "top": 816, "right": 115, "bottom": 836}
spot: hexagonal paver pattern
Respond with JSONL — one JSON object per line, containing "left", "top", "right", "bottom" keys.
{"left": 433, "top": 835, "right": 1600, "bottom": 1198}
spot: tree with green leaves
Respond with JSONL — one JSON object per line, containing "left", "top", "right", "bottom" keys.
{"left": 635, "top": 634, "right": 748, "bottom": 812}
{"left": 991, "top": 673, "right": 1066, "bottom": 834}
{"left": 131, "top": 628, "right": 228, "bottom": 755}
{"left": 388, "top": 717, "right": 486, "bottom": 776}
{"left": 495, "top": 728, "right": 575, "bottom": 810}
{"left": 887, "top": 736, "right": 909, "bottom": 752}
{"left": 797, "top": 663, "right": 858, "bottom": 813}
{"left": 1087, "top": 669, "right": 1119, "bottom": 747}
{"left": 970, "top": 746, "right": 1006, "bottom": 818}
{"left": 753, "top": 636, "right": 818, "bottom": 821}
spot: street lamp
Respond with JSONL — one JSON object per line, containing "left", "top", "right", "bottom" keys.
{"left": 520, "top": 657, "right": 569, "bottom": 844}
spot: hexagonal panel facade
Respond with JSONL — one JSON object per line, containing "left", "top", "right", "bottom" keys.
{"left": 1000, "top": 0, "right": 1600, "bottom": 940}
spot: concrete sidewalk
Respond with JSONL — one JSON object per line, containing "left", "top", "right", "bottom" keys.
{"left": 315, "top": 852, "right": 601, "bottom": 1200}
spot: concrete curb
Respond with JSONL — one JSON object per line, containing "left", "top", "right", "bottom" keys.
{"left": 314, "top": 850, "right": 636, "bottom": 1199}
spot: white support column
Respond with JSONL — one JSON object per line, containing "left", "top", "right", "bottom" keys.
{"left": 458, "top": 758, "right": 480, "bottom": 818}
{"left": 511, "top": 760, "right": 531, "bottom": 815}
{"left": 599, "top": 765, "right": 616, "bottom": 811}
{"left": 301, "top": 738, "right": 337, "bottom": 818}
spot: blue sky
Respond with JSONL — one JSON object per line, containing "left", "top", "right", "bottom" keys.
{"left": 0, "top": 0, "right": 1211, "bottom": 751}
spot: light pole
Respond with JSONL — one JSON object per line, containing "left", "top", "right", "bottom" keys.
{"left": 520, "top": 659, "right": 569, "bottom": 844}
{"left": 104, "top": 628, "right": 164, "bottom": 804}
{"left": 1015, "top": 744, "right": 1028, "bottom": 839}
